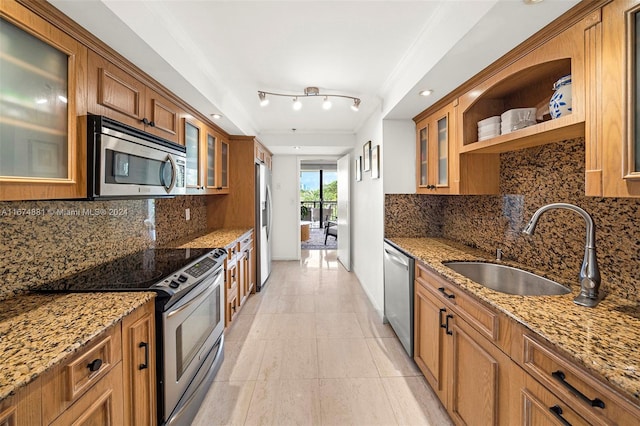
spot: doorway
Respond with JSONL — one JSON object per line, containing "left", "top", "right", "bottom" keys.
{"left": 300, "top": 161, "right": 337, "bottom": 250}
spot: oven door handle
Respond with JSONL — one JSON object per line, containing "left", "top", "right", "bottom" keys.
{"left": 161, "top": 154, "right": 178, "bottom": 193}
{"left": 166, "top": 269, "right": 223, "bottom": 319}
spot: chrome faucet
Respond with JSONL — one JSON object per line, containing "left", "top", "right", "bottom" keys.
{"left": 522, "top": 203, "right": 602, "bottom": 307}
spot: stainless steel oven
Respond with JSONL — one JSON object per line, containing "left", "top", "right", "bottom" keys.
{"left": 38, "top": 247, "right": 227, "bottom": 425}
{"left": 162, "top": 262, "right": 225, "bottom": 425}
{"left": 86, "top": 115, "right": 186, "bottom": 199}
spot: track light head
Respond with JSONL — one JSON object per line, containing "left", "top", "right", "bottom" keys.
{"left": 322, "top": 96, "right": 332, "bottom": 110}
{"left": 351, "top": 98, "right": 361, "bottom": 112}
{"left": 292, "top": 97, "right": 302, "bottom": 111}
{"left": 258, "top": 91, "right": 269, "bottom": 106}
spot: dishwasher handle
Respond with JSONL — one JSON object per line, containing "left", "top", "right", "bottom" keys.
{"left": 384, "top": 248, "right": 410, "bottom": 270}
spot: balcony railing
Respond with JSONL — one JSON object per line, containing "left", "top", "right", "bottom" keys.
{"left": 300, "top": 200, "right": 337, "bottom": 228}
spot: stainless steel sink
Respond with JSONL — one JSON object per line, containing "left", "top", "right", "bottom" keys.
{"left": 443, "top": 262, "right": 570, "bottom": 296}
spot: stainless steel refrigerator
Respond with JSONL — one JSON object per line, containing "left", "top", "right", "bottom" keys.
{"left": 255, "top": 163, "right": 272, "bottom": 290}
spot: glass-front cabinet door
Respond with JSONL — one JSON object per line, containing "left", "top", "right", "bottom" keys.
{"left": 206, "top": 132, "right": 217, "bottom": 190}
{"left": 0, "top": 4, "right": 86, "bottom": 200}
{"left": 416, "top": 121, "right": 429, "bottom": 188}
{"left": 218, "top": 139, "right": 229, "bottom": 190}
{"left": 184, "top": 120, "right": 201, "bottom": 190}
{"left": 436, "top": 114, "right": 449, "bottom": 187}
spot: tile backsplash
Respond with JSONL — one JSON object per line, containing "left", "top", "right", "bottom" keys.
{"left": 0, "top": 195, "right": 207, "bottom": 301}
{"left": 385, "top": 138, "right": 640, "bottom": 300}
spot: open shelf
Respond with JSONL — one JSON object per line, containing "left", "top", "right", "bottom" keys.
{"left": 462, "top": 58, "right": 574, "bottom": 150}
{"left": 460, "top": 115, "right": 584, "bottom": 154}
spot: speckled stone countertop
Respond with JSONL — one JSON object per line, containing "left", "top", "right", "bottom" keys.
{"left": 165, "top": 228, "right": 252, "bottom": 249}
{"left": 387, "top": 237, "right": 640, "bottom": 404}
{"left": 0, "top": 292, "right": 154, "bottom": 401}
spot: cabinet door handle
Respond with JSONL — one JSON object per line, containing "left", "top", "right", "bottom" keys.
{"left": 438, "top": 287, "right": 455, "bottom": 299}
{"left": 445, "top": 314, "right": 454, "bottom": 335}
{"left": 139, "top": 342, "right": 149, "bottom": 370}
{"left": 551, "top": 371, "right": 605, "bottom": 409}
{"left": 141, "top": 117, "right": 150, "bottom": 125}
{"left": 439, "top": 308, "right": 447, "bottom": 328}
{"left": 149, "top": 121, "right": 155, "bottom": 127}
{"left": 87, "top": 358, "right": 103, "bottom": 373}
{"left": 549, "top": 405, "right": 572, "bottom": 426}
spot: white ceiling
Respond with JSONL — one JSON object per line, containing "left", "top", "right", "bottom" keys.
{"left": 49, "top": 0, "right": 580, "bottom": 156}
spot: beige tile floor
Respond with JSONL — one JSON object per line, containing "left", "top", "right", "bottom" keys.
{"left": 193, "top": 250, "right": 452, "bottom": 426}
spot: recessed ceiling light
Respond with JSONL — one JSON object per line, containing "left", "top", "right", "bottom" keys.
{"left": 523, "top": 0, "right": 544, "bottom": 4}
{"left": 419, "top": 89, "right": 433, "bottom": 97}
{"left": 211, "top": 113, "right": 222, "bottom": 119}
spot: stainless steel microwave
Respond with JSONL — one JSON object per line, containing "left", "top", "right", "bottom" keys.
{"left": 87, "top": 115, "right": 186, "bottom": 199}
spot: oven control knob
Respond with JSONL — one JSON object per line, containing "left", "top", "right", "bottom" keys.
{"left": 178, "top": 274, "right": 188, "bottom": 283}
{"left": 169, "top": 280, "right": 180, "bottom": 289}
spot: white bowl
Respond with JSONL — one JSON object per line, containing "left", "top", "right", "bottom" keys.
{"left": 478, "top": 129, "right": 500, "bottom": 138}
{"left": 477, "top": 116, "right": 501, "bottom": 127}
{"left": 501, "top": 108, "right": 536, "bottom": 123}
{"left": 478, "top": 123, "right": 500, "bottom": 136}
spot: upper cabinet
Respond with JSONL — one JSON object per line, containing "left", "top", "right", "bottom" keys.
{"left": 416, "top": 101, "right": 457, "bottom": 194}
{"left": 255, "top": 141, "right": 272, "bottom": 169}
{"left": 587, "top": 0, "right": 640, "bottom": 197}
{"left": 184, "top": 117, "right": 229, "bottom": 195}
{"left": 87, "top": 50, "right": 183, "bottom": 144}
{"left": 0, "top": 1, "right": 87, "bottom": 201}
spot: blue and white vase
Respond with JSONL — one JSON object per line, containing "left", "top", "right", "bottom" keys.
{"left": 549, "top": 74, "right": 572, "bottom": 119}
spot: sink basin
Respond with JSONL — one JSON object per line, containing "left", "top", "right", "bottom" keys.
{"left": 443, "top": 262, "right": 570, "bottom": 296}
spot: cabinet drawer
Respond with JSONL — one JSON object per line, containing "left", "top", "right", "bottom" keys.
{"left": 415, "top": 262, "right": 498, "bottom": 342}
{"left": 42, "top": 324, "right": 122, "bottom": 424}
{"left": 522, "top": 334, "right": 640, "bottom": 425}
{"left": 521, "top": 372, "right": 591, "bottom": 426}
{"left": 50, "top": 362, "right": 124, "bottom": 426}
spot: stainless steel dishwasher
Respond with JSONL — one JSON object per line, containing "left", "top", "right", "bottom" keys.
{"left": 383, "top": 240, "right": 414, "bottom": 357}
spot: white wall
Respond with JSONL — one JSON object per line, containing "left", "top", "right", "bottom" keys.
{"left": 270, "top": 155, "right": 299, "bottom": 260}
{"left": 351, "top": 111, "right": 385, "bottom": 316}
{"left": 382, "top": 119, "right": 416, "bottom": 194}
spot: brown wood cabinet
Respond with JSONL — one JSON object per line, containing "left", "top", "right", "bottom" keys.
{"left": 0, "top": 376, "right": 42, "bottom": 426}
{"left": 414, "top": 262, "right": 517, "bottom": 425}
{"left": 2, "top": 301, "right": 157, "bottom": 426}
{"left": 416, "top": 101, "right": 458, "bottom": 194}
{"left": 225, "top": 248, "right": 239, "bottom": 325}
{"left": 586, "top": 0, "right": 640, "bottom": 197}
{"left": 185, "top": 117, "right": 229, "bottom": 195}
{"left": 121, "top": 299, "right": 156, "bottom": 426}
{"left": 255, "top": 141, "right": 272, "bottom": 169}
{"left": 222, "top": 231, "right": 255, "bottom": 327}
{"left": 87, "top": 50, "right": 183, "bottom": 144}
{"left": 0, "top": 0, "right": 87, "bottom": 201}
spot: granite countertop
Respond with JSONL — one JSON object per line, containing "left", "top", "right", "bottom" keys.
{"left": 165, "top": 228, "right": 252, "bottom": 249}
{"left": 0, "top": 292, "right": 154, "bottom": 401}
{"left": 387, "top": 237, "right": 640, "bottom": 404}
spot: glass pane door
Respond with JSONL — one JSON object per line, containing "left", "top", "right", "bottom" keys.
{"left": 419, "top": 126, "right": 428, "bottom": 186}
{"left": 185, "top": 121, "right": 200, "bottom": 187}
{"left": 220, "top": 140, "right": 228, "bottom": 188}
{"left": 206, "top": 133, "right": 216, "bottom": 188}
{"left": 437, "top": 115, "right": 448, "bottom": 186}
{"left": 0, "top": 18, "right": 68, "bottom": 179}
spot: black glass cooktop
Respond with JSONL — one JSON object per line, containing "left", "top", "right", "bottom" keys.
{"left": 39, "top": 248, "right": 214, "bottom": 292}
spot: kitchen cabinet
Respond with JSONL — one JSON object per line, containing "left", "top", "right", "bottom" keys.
{"left": 87, "top": 50, "right": 183, "bottom": 144}
{"left": 238, "top": 231, "right": 254, "bottom": 307}
{"left": 0, "top": 376, "right": 41, "bottom": 426}
{"left": 121, "top": 299, "right": 156, "bottom": 426}
{"left": 255, "top": 141, "right": 272, "bottom": 169}
{"left": 414, "top": 261, "right": 518, "bottom": 425}
{"left": 0, "top": 1, "right": 87, "bottom": 201}
{"left": 222, "top": 231, "right": 255, "bottom": 327}
{"left": 225, "top": 246, "right": 239, "bottom": 326}
{"left": 416, "top": 101, "right": 458, "bottom": 194}
{"left": 515, "top": 331, "right": 640, "bottom": 425}
{"left": 185, "top": 118, "right": 229, "bottom": 195}
{"left": 586, "top": 0, "right": 640, "bottom": 197}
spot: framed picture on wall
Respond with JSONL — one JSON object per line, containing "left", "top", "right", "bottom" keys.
{"left": 356, "top": 156, "right": 362, "bottom": 181}
{"left": 371, "top": 145, "right": 380, "bottom": 179}
{"left": 363, "top": 140, "right": 371, "bottom": 171}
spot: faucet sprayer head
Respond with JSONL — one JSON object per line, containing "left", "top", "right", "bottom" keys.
{"left": 522, "top": 220, "right": 536, "bottom": 236}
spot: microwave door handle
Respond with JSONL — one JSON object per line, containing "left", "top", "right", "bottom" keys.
{"left": 162, "top": 154, "right": 178, "bottom": 193}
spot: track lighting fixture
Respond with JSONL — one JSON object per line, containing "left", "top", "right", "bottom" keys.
{"left": 257, "top": 87, "right": 361, "bottom": 111}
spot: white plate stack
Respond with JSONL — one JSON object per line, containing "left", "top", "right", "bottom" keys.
{"left": 501, "top": 108, "right": 536, "bottom": 134}
{"left": 477, "top": 116, "right": 501, "bottom": 141}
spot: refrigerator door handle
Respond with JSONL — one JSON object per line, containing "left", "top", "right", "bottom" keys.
{"left": 265, "top": 184, "right": 273, "bottom": 240}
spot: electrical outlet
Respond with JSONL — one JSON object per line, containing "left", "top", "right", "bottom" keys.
{"left": 185, "top": 208, "right": 190, "bottom": 221}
